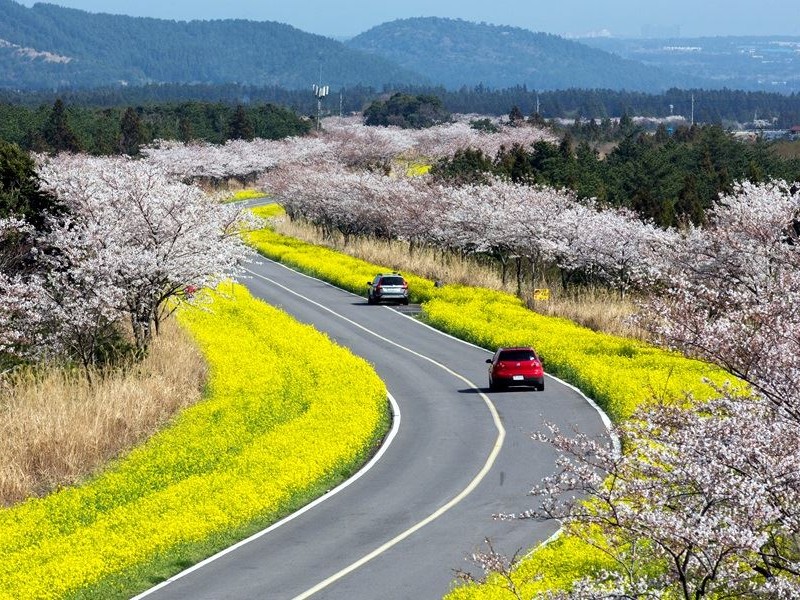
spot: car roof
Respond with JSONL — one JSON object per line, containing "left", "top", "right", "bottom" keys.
{"left": 498, "top": 346, "right": 535, "bottom": 351}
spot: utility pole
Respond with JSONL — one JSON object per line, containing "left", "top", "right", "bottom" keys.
{"left": 691, "top": 93, "right": 695, "bottom": 126}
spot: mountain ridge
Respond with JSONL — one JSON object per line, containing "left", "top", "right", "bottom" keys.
{"left": 0, "top": 0, "right": 426, "bottom": 89}
{"left": 346, "top": 17, "right": 706, "bottom": 92}
{"left": 0, "top": 2, "right": 768, "bottom": 93}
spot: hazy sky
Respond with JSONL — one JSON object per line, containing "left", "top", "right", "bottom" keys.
{"left": 16, "top": 0, "right": 800, "bottom": 38}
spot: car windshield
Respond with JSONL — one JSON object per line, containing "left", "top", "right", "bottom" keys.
{"left": 498, "top": 350, "right": 536, "bottom": 362}
{"left": 380, "top": 277, "right": 405, "bottom": 286}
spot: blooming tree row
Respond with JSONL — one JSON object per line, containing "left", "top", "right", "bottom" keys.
{"left": 274, "top": 114, "right": 800, "bottom": 598}
{"left": 263, "top": 160, "right": 675, "bottom": 290}
{"left": 0, "top": 154, "right": 255, "bottom": 368}
{"left": 139, "top": 116, "right": 557, "bottom": 183}
{"left": 265, "top": 133, "right": 800, "bottom": 596}
{"left": 478, "top": 181, "right": 800, "bottom": 599}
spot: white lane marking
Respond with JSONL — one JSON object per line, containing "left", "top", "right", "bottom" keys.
{"left": 253, "top": 253, "right": 619, "bottom": 453}
{"left": 132, "top": 392, "right": 400, "bottom": 600}
{"left": 240, "top": 207, "right": 616, "bottom": 584}
{"left": 243, "top": 266, "right": 506, "bottom": 599}
{"left": 252, "top": 255, "right": 622, "bottom": 575}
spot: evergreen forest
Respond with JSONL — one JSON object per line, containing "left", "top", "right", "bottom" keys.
{"left": 0, "top": 100, "right": 311, "bottom": 155}
{"left": 432, "top": 122, "right": 800, "bottom": 227}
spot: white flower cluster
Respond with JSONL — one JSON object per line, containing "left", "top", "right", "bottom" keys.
{"left": 0, "top": 154, "right": 253, "bottom": 366}
{"left": 264, "top": 161, "right": 675, "bottom": 289}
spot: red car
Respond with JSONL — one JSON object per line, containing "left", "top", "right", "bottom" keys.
{"left": 486, "top": 346, "right": 545, "bottom": 391}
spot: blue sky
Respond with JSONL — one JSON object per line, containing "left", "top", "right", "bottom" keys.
{"left": 17, "top": 0, "right": 800, "bottom": 38}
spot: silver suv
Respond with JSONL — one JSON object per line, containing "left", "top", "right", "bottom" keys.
{"left": 367, "top": 273, "right": 409, "bottom": 305}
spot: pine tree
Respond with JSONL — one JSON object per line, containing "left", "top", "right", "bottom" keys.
{"left": 228, "top": 105, "right": 254, "bottom": 141}
{"left": 119, "top": 107, "right": 144, "bottom": 155}
{"left": 0, "top": 141, "right": 63, "bottom": 231}
{"left": 42, "top": 99, "right": 81, "bottom": 154}
{"left": 178, "top": 117, "right": 193, "bottom": 142}
{"left": 508, "top": 105, "right": 525, "bottom": 126}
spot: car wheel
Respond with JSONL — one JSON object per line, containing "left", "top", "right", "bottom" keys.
{"left": 537, "top": 382, "right": 545, "bottom": 391}
{"left": 402, "top": 298, "right": 409, "bottom": 305}
{"left": 367, "top": 295, "right": 376, "bottom": 305}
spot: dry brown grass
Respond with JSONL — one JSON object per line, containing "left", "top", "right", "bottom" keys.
{"left": 271, "top": 215, "right": 643, "bottom": 338}
{"left": 530, "top": 287, "right": 643, "bottom": 339}
{"left": 0, "top": 318, "right": 207, "bottom": 506}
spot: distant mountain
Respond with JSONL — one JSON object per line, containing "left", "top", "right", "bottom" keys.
{"left": 0, "top": 0, "right": 426, "bottom": 89}
{"left": 347, "top": 17, "right": 708, "bottom": 92}
{"left": 580, "top": 36, "right": 800, "bottom": 94}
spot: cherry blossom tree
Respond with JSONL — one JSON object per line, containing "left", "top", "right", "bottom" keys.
{"left": 0, "top": 154, "right": 255, "bottom": 367}
{"left": 470, "top": 181, "right": 800, "bottom": 599}
{"left": 491, "top": 386, "right": 800, "bottom": 599}
{"left": 37, "top": 154, "right": 255, "bottom": 352}
{"left": 639, "top": 180, "right": 800, "bottom": 413}
{"left": 550, "top": 204, "right": 678, "bottom": 290}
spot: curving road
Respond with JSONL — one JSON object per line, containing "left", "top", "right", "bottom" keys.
{"left": 136, "top": 254, "right": 611, "bottom": 600}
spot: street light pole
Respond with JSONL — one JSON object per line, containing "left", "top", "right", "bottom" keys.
{"left": 312, "top": 84, "right": 329, "bottom": 131}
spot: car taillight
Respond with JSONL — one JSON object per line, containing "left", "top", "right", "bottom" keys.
{"left": 402, "top": 282, "right": 408, "bottom": 289}
{"left": 375, "top": 285, "right": 382, "bottom": 292}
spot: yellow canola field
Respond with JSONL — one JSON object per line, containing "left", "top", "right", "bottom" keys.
{"left": 231, "top": 189, "right": 268, "bottom": 200}
{"left": 247, "top": 219, "right": 733, "bottom": 423}
{"left": 0, "top": 285, "right": 388, "bottom": 599}
{"left": 421, "top": 286, "right": 730, "bottom": 421}
{"left": 245, "top": 212, "right": 740, "bottom": 599}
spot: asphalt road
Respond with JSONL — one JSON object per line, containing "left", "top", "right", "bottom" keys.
{"left": 137, "top": 254, "right": 611, "bottom": 600}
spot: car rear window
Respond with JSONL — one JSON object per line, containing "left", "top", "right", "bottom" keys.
{"left": 380, "top": 277, "right": 405, "bottom": 285}
{"left": 498, "top": 349, "right": 537, "bottom": 361}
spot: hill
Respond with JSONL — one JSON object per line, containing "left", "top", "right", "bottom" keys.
{"left": 0, "top": 0, "right": 425, "bottom": 89}
{"left": 346, "top": 17, "right": 707, "bottom": 92}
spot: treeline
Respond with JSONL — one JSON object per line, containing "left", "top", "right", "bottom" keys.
{"left": 3, "top": 83, "right": 800, "bottom": 127}
{"left": 434, "top": 86, "right": 800, "bottom": 127}
{"left": 432, "top": 124, "right": 800, "bottom": 227}
{"left": 0, "top": 99, "right": 312, "bottom": 155}
{"left": 363, "top": 93, "right": 450, "bottom": 128}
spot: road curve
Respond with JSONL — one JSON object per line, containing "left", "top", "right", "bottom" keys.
{"left": 136, "top": 255, "right": 611, "bottom": 600}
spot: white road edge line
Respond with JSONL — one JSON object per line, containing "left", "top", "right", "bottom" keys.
{"left": 253, "top": 254, "right": 619, "bottom": 454}
{"left": 241, "top": 266, "right": 506, "bottom": 600}
{"left": 134, "top": 263, "right": 506, "bottom": 599}
{"left": 132, "top": 390, "right": 401, "bottom": 600}
{"left": 254, "top": 256, "right": 622, "bottom": 575}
